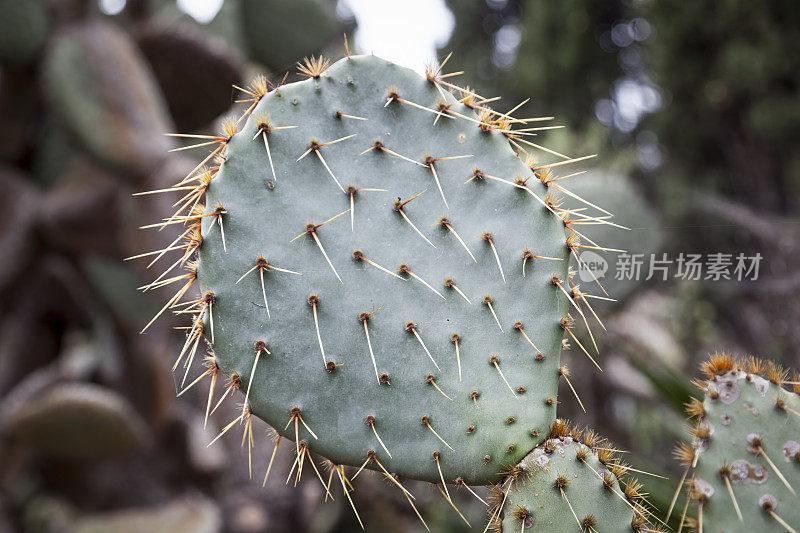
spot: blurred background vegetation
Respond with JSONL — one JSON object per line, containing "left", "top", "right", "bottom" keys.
{"left": 0, "top": 0, "right": 797, "bottom": 531}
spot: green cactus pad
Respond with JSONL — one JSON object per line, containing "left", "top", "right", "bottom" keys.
{"left": 240, "top": 0, "right": 343, "bottom": 69}
{"left": 4, "top": 382, "right": 150, "bottom": 460}
{"left": 684, "top": 354, "right": 800, "bottom": 532}
{"left": 43, "top": 20, "right": 172, "bottom": 177}
{"left": 198, "top": 55, "right": 574, "bottom": 484}
{"left": 149, "top": 53, "right": 610, "bottom": 487}
{"left": 74, "top": 496, "right": 221, "bottom": 533}
{"left": 137, "top": 22, "right": 244, "bottom": 132}
{"left": 497, "top": 421, "right": 656, "bottom": 532}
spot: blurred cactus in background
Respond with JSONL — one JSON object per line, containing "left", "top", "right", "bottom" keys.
{"left": 0, "top": 1, "right": 371, "bottom": 531}
{"left": 442, "top": 0, "right": 625, "bottom": 135}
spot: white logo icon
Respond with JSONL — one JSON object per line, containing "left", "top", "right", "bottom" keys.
{"left": 577, "top": 250, "right": 608, "bottom": 282}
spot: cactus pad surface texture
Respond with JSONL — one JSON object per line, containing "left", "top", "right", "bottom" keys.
{"left": 683, "top": 354, "right": 800, "bottom": 532}
{"left": 140, "top": 52, "right": 626, "bottom": 529}
{"left": 201, "top": 54, "right": 571, "bottom": 484}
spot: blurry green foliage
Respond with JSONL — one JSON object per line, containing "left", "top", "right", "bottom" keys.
{"left": 443, "top": 0, "right": 623, "bottom": 131}
{"left": 637, "top": 0, "right": 800, "bottom": 213}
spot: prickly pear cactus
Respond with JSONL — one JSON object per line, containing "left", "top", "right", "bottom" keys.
{"left": 139, "top": 51, "right": 618, "bottom": 526}
{"left": 199, "top": 53, "right": 575, "bottom": 484}
{"left": 679, "top": 354, "right": 800, "bottom": 532}
{"left": 495, "top": 420, "right": 659, "bottom": 532}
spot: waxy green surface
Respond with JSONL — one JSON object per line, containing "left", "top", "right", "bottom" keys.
{"left": 198, "top": 55, "right": 574, "bottom": 484}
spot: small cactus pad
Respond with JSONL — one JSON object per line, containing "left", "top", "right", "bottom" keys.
{"left": 496, "top": 421, "right": 657, "bottom": 532}
{"left": 682, "top": 354, "right": 800, "bottom": 532}
{"left": 136, "top": 22, "right": 244, "bottom": 132}
{"left": 4, "top": 382, "right": 150, "bottom": 460}
{"left": 146, "top": 54, "right": 610, "bottom": 486}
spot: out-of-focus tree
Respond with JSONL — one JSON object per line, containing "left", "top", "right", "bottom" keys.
{"left": 442, "top": 0, "right": 624, "bottom": 132}
{"left": 637, "top": 0, "right": 800, "bottom": 214}
{"left": 633, "top": 0, "right": 800, "bottom": 365}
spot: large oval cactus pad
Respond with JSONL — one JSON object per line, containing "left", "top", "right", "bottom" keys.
{"left": 146, "top": 54, "right": 608, "bottom": 487}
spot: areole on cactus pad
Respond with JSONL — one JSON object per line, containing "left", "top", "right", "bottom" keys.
{"left": 136, "top": 50, "right": 628, "bottom": 529}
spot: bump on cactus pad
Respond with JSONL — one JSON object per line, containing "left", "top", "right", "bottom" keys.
{"left": 138, "top": 51, "right": 614, "bottom": 526}
{"left": 679, "top": 354, "right": 800, "bottom": 532}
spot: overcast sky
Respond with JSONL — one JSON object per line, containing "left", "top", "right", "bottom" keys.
{"left": 100, "top": 0, "right": 455, "bottom": 73}
{"left": 339, "top": 0, "right": 454, "bottom": 72}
